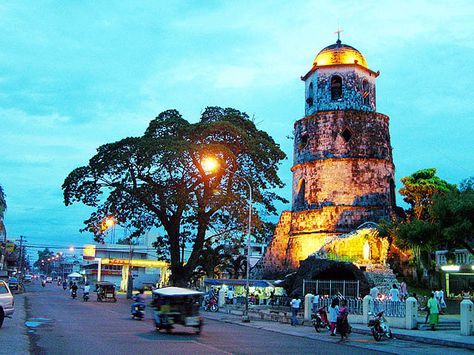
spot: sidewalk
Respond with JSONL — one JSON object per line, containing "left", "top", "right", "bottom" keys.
{"left": 1, "top": 293, "right": 29, "bottom": 354}
{"left": 207, "top": 307, "right": 474, "bottom": 351}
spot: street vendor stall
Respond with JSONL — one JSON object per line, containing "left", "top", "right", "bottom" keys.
{"left": 203, "top": 278, "right": 285, "bottom": 305}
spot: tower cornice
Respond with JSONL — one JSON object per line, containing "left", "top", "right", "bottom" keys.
{"left": 291, "top": 157, "right": 395, "bottom": 172}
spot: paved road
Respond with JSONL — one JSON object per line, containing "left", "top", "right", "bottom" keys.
{"left": 3, "top": 282, "right": 471, "bottom": 354}
{"left": 12, "top": 282, "right": 386, "bottom": 355}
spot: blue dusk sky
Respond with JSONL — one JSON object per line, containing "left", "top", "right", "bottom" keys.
{"left": 1, "top": 1, "right": 473, "bottom": 254}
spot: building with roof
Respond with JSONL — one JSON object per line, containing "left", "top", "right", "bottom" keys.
{"left": 256, "top": 35, "right": 396, "bottom": 277}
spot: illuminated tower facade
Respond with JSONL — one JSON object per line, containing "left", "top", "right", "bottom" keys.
{"left": 258, "top": 37, "right": 396, "bottom": 273}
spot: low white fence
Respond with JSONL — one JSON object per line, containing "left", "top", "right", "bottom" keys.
{"left": 303, "top": 279, "right": 359, "bottom": 299}
{"left": 304, "top": 294, "right": 418, "bottom": 329}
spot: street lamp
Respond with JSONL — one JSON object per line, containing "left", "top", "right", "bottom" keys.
{"left": 201, "top": 157, "right": 252, "bottom": 323}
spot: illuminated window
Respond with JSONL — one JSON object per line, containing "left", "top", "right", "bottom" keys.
{"left": 306, "top": 82, "right": 314, "bottom": 106}
{"left": 331, "top": 75, "right": 342, "bottom": 100}
{"left": 362, "top": 79, "right": 370, "bottom": 105}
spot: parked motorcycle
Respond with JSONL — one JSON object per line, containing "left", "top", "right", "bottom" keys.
{"left": 312, "top": 306, "right": 330, "bottom": 332}
{"left": 131, "top": 303, "right": 146, "bottom": 320}
{"left": 83, "top": 292, "right": 89, "bottom": 302}
{"left": 204, "top": 296, "right": 219, "bottom": 312}
{"left": 368, "top": 311, "right": 392, "bottom": 341}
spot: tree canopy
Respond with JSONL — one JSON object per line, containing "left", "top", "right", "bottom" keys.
{"left": 63, "top": 107, "right": 287, "bottom": 285}
{"left": 399, "top": 168, "right": 455, "bottom": 220}
{"left": 33, "top": 248, "right": 55, "bottom": 274}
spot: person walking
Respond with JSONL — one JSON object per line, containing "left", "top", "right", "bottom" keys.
{"left": 427, "top": 292, "right": 440, "bottom": 330}
{"left": 336, "top": 299, "right": 350, "bottom": 341}
{"left": 290, "top": 295, "right": 301, "bottom": 326}
{"left": 328, "top": 298, "right": 339, "bottom": 336}
{"left": 435, "top": 288, "right": 446, "bottom": 313}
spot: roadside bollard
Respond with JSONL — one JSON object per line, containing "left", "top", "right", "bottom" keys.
{"left": 405, "top": 297, "right": 418, "bottom": 329}
{"left": 218, "top": 288, "right": 226, "bottom": 307}
{"left": 460, "top": 299, "right": 474, "bottom": 336}
{"left": 304, "top": 293, "right": 313, "bottom": 320}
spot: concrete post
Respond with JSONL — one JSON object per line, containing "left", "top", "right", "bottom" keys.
{"left": 405, "top": 297, "right": 418, "bottom": 329}
{"left": 363, "top": 295, "right": 372, "bottom": 324}
{"left": 460, "top": 299, "right": 474, "bottom": 336}
{"left": 218, "top": 288, "right": 226, "bottom": 307}
{"left": 304, "top": 293, "right": 313, "bottom": 320}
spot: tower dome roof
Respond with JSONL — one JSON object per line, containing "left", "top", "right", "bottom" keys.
{"left": 313, "top": 40, "right": 368, "bottom": 69}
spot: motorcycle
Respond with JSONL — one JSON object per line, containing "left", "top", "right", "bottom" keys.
{"left": 41, "top": 280, "right": 46, "bottom": 288}
{"left": 71, "top": 289, "right": 77, "bottom": 299}
{"left": 131, "top": 303, "right": 146, "bottom": 320}
{"left": 83, "top": 292, "right": 89, "bottom": 302}
{"left": 368, "top": 311, "right": 392, "bottom": 341}
{"left": 204, "top": 296, "right": 219, "bottom": 312}
{"left": 311, "top": 306, "right": 330, "bottom": 332}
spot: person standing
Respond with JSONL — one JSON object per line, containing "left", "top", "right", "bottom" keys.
{"left": 336, "top": 299, "right": 350, "bottom": 341}
{"left": 328, "top": 298, "right": 340, "bottom": 336}
{"left": 312, "top": 293, "right": 320, "bottom": 313}
{"left": 427, "top": 292, "right": 440, "bottom": 330}
{"left": 370, "top": 286, "right": 379, "bottom": 300}
{"left": 389, "top": 284, "right": 399, "bottom": 301}
{"left": 435, "top": 288, "right": 447, "bottom": 313}
{"left": 227, "top": 288, "right": 234, "bottom": 304}
{"left": 290, "top": 295, "right": 301, "bottom": 326}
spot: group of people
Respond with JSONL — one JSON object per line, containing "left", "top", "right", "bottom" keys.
{"left": 291, "top": 295, "right": 350, "bottom": 341}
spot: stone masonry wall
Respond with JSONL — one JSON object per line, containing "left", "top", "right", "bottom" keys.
{"left": 292, "top": 158, "right": 394, "bottom": 211}
{"left": 305, "top": 66, "right": 376, "bottom": 115}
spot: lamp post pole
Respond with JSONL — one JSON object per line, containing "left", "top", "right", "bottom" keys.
{"left": 242, "top": 177, "right": 252, "bottom": 323}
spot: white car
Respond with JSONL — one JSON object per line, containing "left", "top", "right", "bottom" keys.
{"left": 46, "top": 277, "right": 52, "bottom": 283}
{"left": 0, "top": 280, "right": 14, "bottom": 328}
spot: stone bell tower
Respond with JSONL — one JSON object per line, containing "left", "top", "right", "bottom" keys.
{"left": 257, "top": 36, "right": 396, "bottom": 275}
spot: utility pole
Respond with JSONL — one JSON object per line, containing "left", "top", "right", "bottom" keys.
{"left": 18, "top": 236, "right": 26, "bottom": 277}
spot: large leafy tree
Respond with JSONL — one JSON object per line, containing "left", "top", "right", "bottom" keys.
{"left": 399, "top": 168, "right": 455, "bottom": 220}
{"left": 33, "top": 248, "right": 55, "bottom": 274}
{"left": 63, "top": 107, "right": 287, "bottom": 285}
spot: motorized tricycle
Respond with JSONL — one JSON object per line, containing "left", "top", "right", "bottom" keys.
{"left": 96, "top": 281, "right": 117, "bottom": 302}
{"left": 152, "top": 287, "right": 204, "bottom": 334}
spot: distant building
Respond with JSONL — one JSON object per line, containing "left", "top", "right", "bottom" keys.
{"left": 80, "top": 243, "right": 168, "bottom": 290}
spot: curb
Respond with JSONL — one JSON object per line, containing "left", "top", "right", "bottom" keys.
{"left": 209, "top": 309, "right": 474, "bottom": 351}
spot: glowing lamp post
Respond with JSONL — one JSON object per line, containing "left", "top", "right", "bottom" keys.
{"left": 201, "top": 157, "right": 252, "bottom": 323}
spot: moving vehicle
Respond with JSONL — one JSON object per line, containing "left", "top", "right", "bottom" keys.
{"left": 24, "top": 275, "right": 33, "bottom": 283}
{"left": 0, "top": 280, "right": 14, "bottom": 328}
{"left": 71, "top": 289, "right": 77, "bottom": 299}
{"left": 96, "top": 281, "right": 117, "bottom": 302}
{"left": 46, "top": 277, "right": 53, "bottom": 283}
{"left": 152, "top": 287, "right": 203, "bottom": 334}
{"left": 312, "top": 306, "right": 330, "bottom": 332}
{"left": 368, "top": 311, "right": 392, "bottom": 341}
{"left": 83, "top": 292, "right": 89, "bottom": 302}
{"left": 204, "top": 296, "right": 218, "bottom": 312}
{"left": 8, "top": 277, "right": 19, "bottom": 292}
{"left": 131, "top": 303, "right": 145, "bottom": 320}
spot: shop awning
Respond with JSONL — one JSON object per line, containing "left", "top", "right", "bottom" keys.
{"left": 204, "top": 278, "right": 274, "bottom": 288}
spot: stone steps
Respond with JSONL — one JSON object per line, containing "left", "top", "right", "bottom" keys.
{"left": 417, "top": 321, "right": 460, "bottom": 331}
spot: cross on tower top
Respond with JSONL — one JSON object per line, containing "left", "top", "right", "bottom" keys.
{"left": 334, "top": 25, "right": 344, "bottom": 44}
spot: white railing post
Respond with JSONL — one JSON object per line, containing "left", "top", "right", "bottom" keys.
{"left": 405, "top": 297, "right": 418, "bottom": 329}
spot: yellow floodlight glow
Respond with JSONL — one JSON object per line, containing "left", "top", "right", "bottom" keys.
{"left": 441, "top": 265, "right": 460, "bottom": 272}
{"left": 201, "top": 157, "right": 219, "bottom": 173}
{"left": 105, "top": 217, "right": 115, "bottom": 228}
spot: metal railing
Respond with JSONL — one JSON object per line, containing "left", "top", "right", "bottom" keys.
{"left": 303, "top": 279, "right": 360, "bottom": 299}
{"left": 372, "top": 300, "right": 406, "bottom": 317}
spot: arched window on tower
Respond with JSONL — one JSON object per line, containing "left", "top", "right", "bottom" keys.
{"left": 306, "top": 82, "right": 314, "bottom": 106}
{"left": 362, "top": 79, "right": 370, "bottom": 105}
{"left": 331, "top": 75, "right": 343, "bottom": 101}
{"left": 389, "top": 178, "right": 396, "bottom": 208}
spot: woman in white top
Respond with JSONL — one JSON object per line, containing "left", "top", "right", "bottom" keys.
{"left": 389, "top": 284, "right": 399, "bottom": 301}
{"left": 328, "top": 298, "right": 340, "bottom": 336}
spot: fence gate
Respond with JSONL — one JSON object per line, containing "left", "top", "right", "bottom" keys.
{"left": 303, "top": 279, "right": 360, "bottom": 298}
